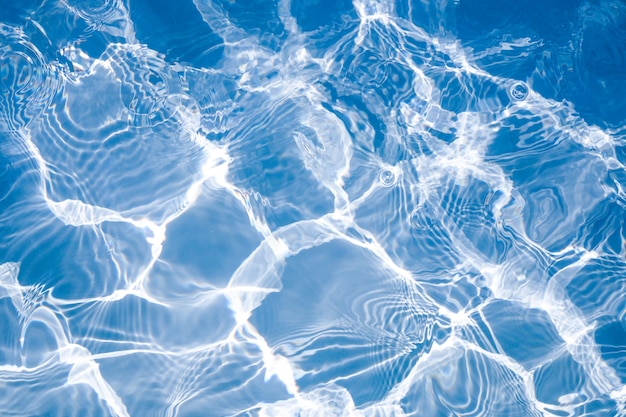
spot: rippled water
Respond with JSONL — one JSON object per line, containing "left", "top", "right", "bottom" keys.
{"left": 1, "top": 0, "right": 625, "bottom": 416}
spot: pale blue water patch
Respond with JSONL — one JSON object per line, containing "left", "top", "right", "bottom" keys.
{"left": 0, "top": 0, "right": 625, "bottom": 416}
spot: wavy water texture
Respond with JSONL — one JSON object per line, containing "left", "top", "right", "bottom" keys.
{"left": 0, "top": 0, "right": 625, "bottom": 416}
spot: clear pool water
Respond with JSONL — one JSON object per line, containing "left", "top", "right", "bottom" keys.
{"left": 1, "top": 0, "right": 626, "bottom": 416}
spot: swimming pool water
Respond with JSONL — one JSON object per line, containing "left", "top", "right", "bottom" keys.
{"left": 0, "top": 0, "right": 625, "bottom": 416}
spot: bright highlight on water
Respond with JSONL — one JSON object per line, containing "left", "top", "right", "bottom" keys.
{"left": 0, "top": 0, "right": 625, "bottom": 416}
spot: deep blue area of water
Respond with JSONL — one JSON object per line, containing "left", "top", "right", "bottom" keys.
{"left": 1, "top": 0, "right": 626, "bottom": 416}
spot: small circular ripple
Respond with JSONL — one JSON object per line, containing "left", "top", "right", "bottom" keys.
{"left": 379, "top": 168, "right": 398, "bottom": 187}
{"left": 508, "top": 81, "right": 529, "bottom": 102}
{"left": 409, "top": 204, "right": 437, "bottom": 231}
{"left": 105, "top": 45, "right": 184, "bottom": 127}
{"left": 0, "top": 24, "right": 59, "bottom": 131}
{"left": 62, "top": 0, "right": 121, "bottom": 27}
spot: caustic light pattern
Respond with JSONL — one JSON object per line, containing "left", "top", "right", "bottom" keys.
{"left": 0, "top": 0, "right": 626, "bottom": 416}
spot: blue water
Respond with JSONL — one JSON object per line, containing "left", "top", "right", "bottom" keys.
{"left": 1, "top": 0, "right": 625, "bottom": 416}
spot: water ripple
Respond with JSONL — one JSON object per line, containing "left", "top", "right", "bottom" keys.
{"left": 0, "top": 0, "right": 625, "bottom": 416}
{"left": 0, "top": 24, "right": 59, "bottom": 131}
